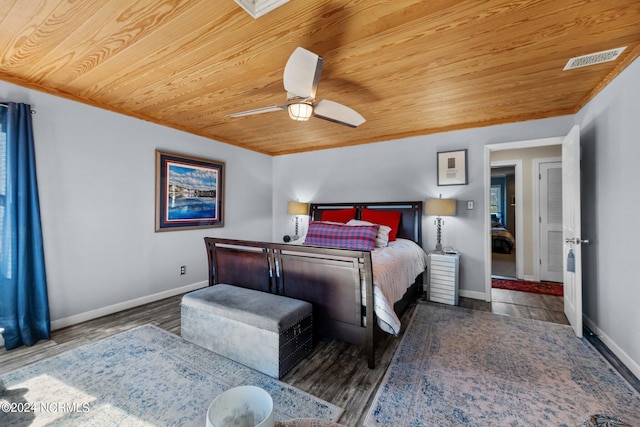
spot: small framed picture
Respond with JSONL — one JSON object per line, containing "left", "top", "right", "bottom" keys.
{"left": 437, "top": 149, "right": 468, "bottom": 186}
{"left": 155, "top": 150, "right": 225, "bottom": 231}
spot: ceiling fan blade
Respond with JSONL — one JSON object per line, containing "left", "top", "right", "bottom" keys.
{"left": 313, "top": 100, "right": 366, "bottom": 128}
{"left": 283, "top": 47, "right": 323, "bottom": 99}
{"left": 226, "top": 105, "right": 286, "bottom": 117}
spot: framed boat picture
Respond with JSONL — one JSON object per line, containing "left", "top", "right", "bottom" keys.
{"left": 155, "top": 150, "right": 225, "bottom": 231}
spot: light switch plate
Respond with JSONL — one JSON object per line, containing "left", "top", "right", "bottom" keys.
{"left": 467, "top": 200, "right": 474, "bottom": 210}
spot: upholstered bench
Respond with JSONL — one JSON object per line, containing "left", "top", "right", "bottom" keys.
{"left": 181, "top": 284, "right": 313, "bottom": 378}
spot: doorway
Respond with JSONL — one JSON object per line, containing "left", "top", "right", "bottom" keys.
{"left": 483, "top": 128, "right": 582, "bottom": 336}
{"left": 483, "top": 138, "right": 564, "bottom": 301}
{"left": 484, "top": 139, "right": 567, "bottom": 326}
{"left": 490, "top": 164, "right": 517, "bottom": 279}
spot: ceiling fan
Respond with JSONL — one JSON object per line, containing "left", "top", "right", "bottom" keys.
{"left": 227, "top": 47, "right": 366, "bottom": 128}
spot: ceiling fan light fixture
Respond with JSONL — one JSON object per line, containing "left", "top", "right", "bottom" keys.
{"left": 228, "top": 47, "right": 365, "bottom": 128}
{"left": 288, "top": 102, "right": 313, "bottom": 121}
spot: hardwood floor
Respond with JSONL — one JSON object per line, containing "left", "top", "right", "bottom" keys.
{"left": 492, "top": 250, "right": 517, "bottom": 278}
{"left": 487, "top": 247, "right": 569, "bottom": 325}
{"left": 460, "top": 288, "right": 569, "bottom": 325}
{"left": 0, "top": 289, "right": 570, "bottom": 426}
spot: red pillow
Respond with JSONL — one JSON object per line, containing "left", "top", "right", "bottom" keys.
{"left": 361, "top": 209, "right": 402, "bottom": 241}
{"left": 321, "top": 208, "right": 357, "bottom": 223}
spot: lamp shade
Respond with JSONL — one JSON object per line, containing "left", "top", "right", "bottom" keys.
{"left": 287, "top": 103, "right": 313, "bottom": 121}
{"left": 287, "top": 201, "right": 309, "bottom": 215}
{"left": 425, "top": 198, "right": 457, "bottom": 217}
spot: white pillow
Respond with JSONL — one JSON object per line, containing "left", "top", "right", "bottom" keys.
{"left": 346, "top": 219, "right": 391, "bottom": 248}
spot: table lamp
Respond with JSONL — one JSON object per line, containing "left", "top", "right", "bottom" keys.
{"left": 287, "top": 201, "right": 309, "bottom": 241}
{"left": 425, "top": 196, "right": 457, "bottom": 253}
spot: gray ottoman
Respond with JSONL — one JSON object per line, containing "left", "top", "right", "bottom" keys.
{"left": 181, "top": 284, "right": 313, "bottom": 378}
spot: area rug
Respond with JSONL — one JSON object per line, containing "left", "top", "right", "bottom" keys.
{"left": 364, "top": 303, "right": 640, "bottom": 426}
{"left": 492, "top": 277, "right": 563, "bottom": 296}
{"left": 0, "top": 325, "right": 343, "bottom": 426}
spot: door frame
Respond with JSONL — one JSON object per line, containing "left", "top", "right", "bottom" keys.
{"left": 483, "top": 136, "right": 564, "bottom": 301}
{"left": 490, "top": 159, "right": 523, "bottom": 280}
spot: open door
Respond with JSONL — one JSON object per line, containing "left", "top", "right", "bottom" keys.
{"left": 562, "top": 125, "right": 584, "bottom": 337}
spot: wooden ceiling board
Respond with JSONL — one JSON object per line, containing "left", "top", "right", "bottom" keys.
{"left": 1, "top": 0, "right": 639, "bottom": 155}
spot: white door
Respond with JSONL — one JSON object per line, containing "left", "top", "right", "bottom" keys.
{"left": 539, "top": 162, "right": 564, "bottom": 283}
{"left": 562, "top": 125, "right": 584, "bottom": 338}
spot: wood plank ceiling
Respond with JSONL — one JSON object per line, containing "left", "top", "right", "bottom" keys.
{"left": 1, "top": 0, "right": 639, "bottom": 156}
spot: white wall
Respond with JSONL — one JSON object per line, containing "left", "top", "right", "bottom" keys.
{"left": 0, "top": 81, "right": 273, "bottom": 328}
{"left": 272, "top": 116, "right": 574, "bottom": 299}
{"left": 577, "top": 56, "right": 640, "bottom": 378}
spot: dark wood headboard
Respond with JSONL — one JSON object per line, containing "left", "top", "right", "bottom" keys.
{"left": 309, "top": 201, "right": 423, "bottom": 246}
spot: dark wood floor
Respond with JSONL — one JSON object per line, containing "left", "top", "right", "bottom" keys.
{"left": 460, "top": 288, "right": 569, "bottom": 325}
{"left": 487, "top": 249, "right": 568, "bottom": 324}
{"left": 0, "top": 288, "right": 570, "bottom": 426}
{"left": 492, "top": 250, "right": 517, "bottom": 278}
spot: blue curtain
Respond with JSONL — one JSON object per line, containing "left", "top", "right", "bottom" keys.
{"left": 0, "top": 102, "right": 50, "bottom": 350}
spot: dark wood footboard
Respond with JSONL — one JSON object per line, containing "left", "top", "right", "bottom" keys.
{"left": 204, "top": 238, "right": 377, "bottom": 367}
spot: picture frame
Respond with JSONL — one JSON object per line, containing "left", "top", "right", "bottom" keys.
{"left": 155, "top": 150, "right": 225, "bottom": 231}
{"left": 437, "top": 149, "right": 468, "bottom": 186}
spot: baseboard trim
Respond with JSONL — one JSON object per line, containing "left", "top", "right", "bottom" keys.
{"left": 459, "top": 289, "right": 486, "bottom": 301}
{"left": 51, "top": 281, "right": 207, "bottom": 331}
{"left": 583, "top": 316, "right": 640, "bottom": 392}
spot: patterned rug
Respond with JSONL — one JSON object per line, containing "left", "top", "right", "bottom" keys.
{"left": 492, "top": 277, "right": 564, "bottom": 296}
{"left": 365, "top": 303, "right": 640, "bottom": 426}
{"left": 0, "top": 325, "right": 343, "bottom": 426}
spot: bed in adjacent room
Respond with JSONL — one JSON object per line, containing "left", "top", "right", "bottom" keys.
{"left": 491, "top": 221, "right": 516, "bottom": 254}
{"left": 204, "top": 201, "right": 427, "bottom": 368}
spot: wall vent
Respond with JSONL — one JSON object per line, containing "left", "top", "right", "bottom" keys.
{"left": 563, "top": 47, "right": 627, "bottom": 70}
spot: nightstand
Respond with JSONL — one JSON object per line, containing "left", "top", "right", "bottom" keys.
{"left": 427, "top": 252, "right": 460, "bottom": 305}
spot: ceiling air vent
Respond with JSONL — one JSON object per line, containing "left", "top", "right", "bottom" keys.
{"left": 563, "top": 47, "right": 627, "bottom": 70}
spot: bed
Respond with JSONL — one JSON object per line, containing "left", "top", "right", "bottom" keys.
{"left": 204, "top": 201, "right": 427, "bottom": 368}
{"left": 491, "top": 221, "right": 516, "bottom": 253}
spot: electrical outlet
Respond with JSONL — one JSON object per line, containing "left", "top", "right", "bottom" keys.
{"left": 180, "top": 266, "right": 186, "bottom": 275}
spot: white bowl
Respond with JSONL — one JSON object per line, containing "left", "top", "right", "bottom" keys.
{"left": 206, "top": 385, "right": 275, "bottom": 427}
